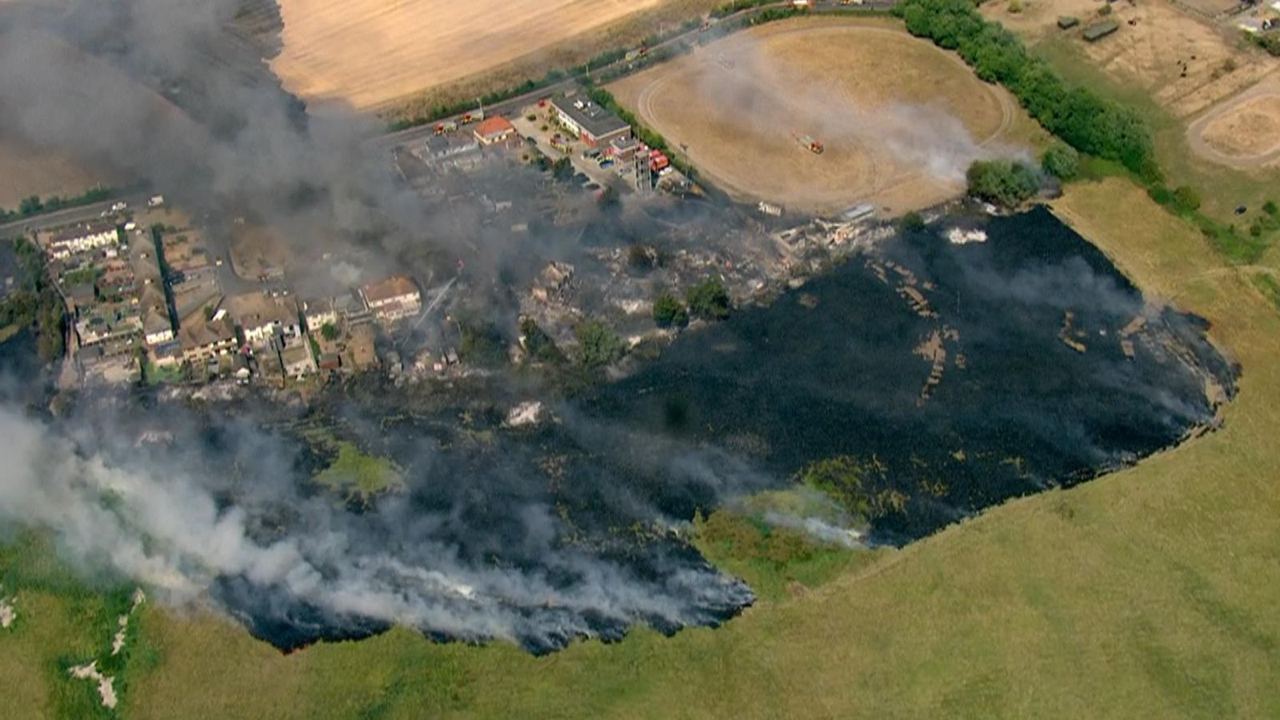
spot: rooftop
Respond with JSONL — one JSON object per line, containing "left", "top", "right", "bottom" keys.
{"left": 475, "top": 115, "right": 516, "bottom": 138}
{"left": 178, "top": 313, "right": 235, "bottom": 350}
{"left": 46, "top": 221, "right": 116, "bottom": 244}
{"left": 226, "top": 291, "right": 299, "bottom": 329}
{"left": 551, "top": 88, "right": 630, "bottom": 139}
{"left": 362, "top": 275, "right": 419, "bottom": 305}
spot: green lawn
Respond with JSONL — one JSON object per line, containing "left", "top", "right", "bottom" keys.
{"left": 313, "top": 441, "right": 406, "bottom": 505}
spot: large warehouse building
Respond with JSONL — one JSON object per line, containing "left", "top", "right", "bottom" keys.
{"left": 550, "top": 87, "right": 631, "bottom": 147}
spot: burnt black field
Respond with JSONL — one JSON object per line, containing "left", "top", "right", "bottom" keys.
{"left": 588, "top": 206, "right": 1235, "bottom": 541}
{"left": 47, "top": 207, "right": 1237, "bottom": 654}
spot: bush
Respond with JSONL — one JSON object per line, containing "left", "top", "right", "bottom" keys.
{"left": 1041, "top": 144, "right": 1080, "bottom": 180}
{"left": 652, "top": 292, "right": 689, "bottom": 328}
{"left": 1172, "top": 185, "right": 1202, "bottom": 213}
{"left": 575, "top": 319, "right": 626, "bottom": 368}
{"left": 898, "top": 211, "right": 927, "bottom": 232}
{"left": 686, "top": 278, "right": 731, "bottom": 321}
{"left": 551, "top": 157, "right": 574, "bottom": 181}
{"left": 966, "top": 159, "right": 1040, "bottom": 208}
{"left": 320, "top": 323, "right": 339, "bottom": 341}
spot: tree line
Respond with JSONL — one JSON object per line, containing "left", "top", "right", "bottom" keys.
{"left": 894, "top": 0, "right": 1157, "bottom": 179}
{"left": 0, "top": 187, "right": 113, "bottom": 224}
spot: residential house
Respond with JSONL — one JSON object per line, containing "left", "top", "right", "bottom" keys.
{"left": 473, "top": 116, "right": 517, "bottom": 146}
{"left": 179, "top": 310, "right": 237, "bottom": 365}
{"left": 280, "top": 341, "right": 317, "bottom": 380}
{"left": 301, "top": 297, "right": 338, "bottom": 333}
{"left": 43, "top": 222, "right": 118, "bottom": 260}
{"left": 360, "top": 275, "right": 421, "bottom": 325}
{"left": 227, "top": 291, "right": 301, "bottom": 348}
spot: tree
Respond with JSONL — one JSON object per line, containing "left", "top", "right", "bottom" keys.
{"left": 965, "top": 159, "right": 1040, "bottom": 208}
{"left": 686, "top": 278, "right": 731, "bottom": 321}
{"left": 575, "top": 319, "right": 625, "bottom": 368}
{"left": 551, "top": 156, "right": 574, "bottom": 181}
{"left": 652, "top": 292, "right": 689, "bottom": 328}
{"left": 320, "top": 322, "right": 339, "bottom": 341}
{"left": 1041, "top": 144, "right": 1080, "bottom": 181}
{"left": 1263, "top": 200, "right": 1278, "bottom": 217}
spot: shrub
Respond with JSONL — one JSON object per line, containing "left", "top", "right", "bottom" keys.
{"left": 1041, "top": 144, "right": 1080, "bottom": 180}
{"left": 966, "top": 159, "right": 1040, "bottom": 208}
{"left": 899, "top": 211, "right": 927, "bottom": 232}
{"left": 1172, "top": 186, "right": 1202, "bottom": 213}
{"left": 576, "top": 319, "right": 626, "bottom": 368}
{"left": 686, "top": 278, "right": 731, "bottom": 321}
{"left": 652, "top": 292, "right": 689, "bottom": 328}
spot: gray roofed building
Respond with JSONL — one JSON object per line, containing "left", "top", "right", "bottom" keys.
{"left": 550, "top": 87, "right": 631, "bottom": 147}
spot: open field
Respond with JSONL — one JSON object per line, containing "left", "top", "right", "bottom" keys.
{"left": 1189, "top": 74, "right": 1280, "bottom": 167}
{"left": 271, "top": 0, "right": 697, "bottom": 110}
{"left": 1, "top": 176, "right": 1276, "bottom": 718}
{"left": 984, "top": 0, "right": 1275, "bottom": 120}
{"left": 0, "top": 139, "right": 104, "bottom": 210}
{"left": 609, "top": 17, "right": 1027, "bottom": 215}
{"left": 1004, "top": 1, "right": 1280, "bottom": 253}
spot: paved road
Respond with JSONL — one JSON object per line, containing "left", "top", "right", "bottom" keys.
{"left": 0, "top": 193, "right": 151, "bottom": 237}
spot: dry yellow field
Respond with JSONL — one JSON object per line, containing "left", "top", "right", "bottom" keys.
{"left": 1187, "top": 74, "right": 1280, "bottom": 168}
{"left": 271, "top": 0, "right": 668, "bottom": 110}
{"left": 609, "top": 17, "right": 1019, "bottom": 215}
{"left": 1201, "top": 95, "right": 1280, "bottom": 157}
{"left": 0, "top": 138, "right": 105, "bottom": 210}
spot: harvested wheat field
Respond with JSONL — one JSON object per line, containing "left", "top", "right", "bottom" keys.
{"left": 271, "top": 0, "right": 669, "bottom": 110}
{"left": 0, "top": 138, "right": 105, "bottom": 210}
{"left": 609, "top": 18, "right": 1018, "bottom": 215}
{"left": 1188, "top": 75, "right": 1280, "bottom": 168}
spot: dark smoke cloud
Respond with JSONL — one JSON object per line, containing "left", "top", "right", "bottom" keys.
{"left": 0, "top": 0, "right": 435, "bottom": 283}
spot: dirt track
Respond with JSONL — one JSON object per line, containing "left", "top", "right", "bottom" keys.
{"left": 1187, "top": 73, "right": 1280, "bottom": 169}
{"left": 610, "top": 18, "right": 1017, "bottom": 215}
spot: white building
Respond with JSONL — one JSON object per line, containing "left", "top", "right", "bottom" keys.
{"left": 227, "top": 291, "right": 301, "bottom": 348}
{"left": 45, "top": 223, "right": 118, "bottom": 260}
{"left": 360, "top": 275, "right": 422, "bottom": 325}
{"left": 301, "top": 297, "right": 338, "bottom": 333}
{"left": 280, "top": 340, "right": 317, "bottom": 380}
{"left": 143, "top": 307, "right": 175, "bottom": 346}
